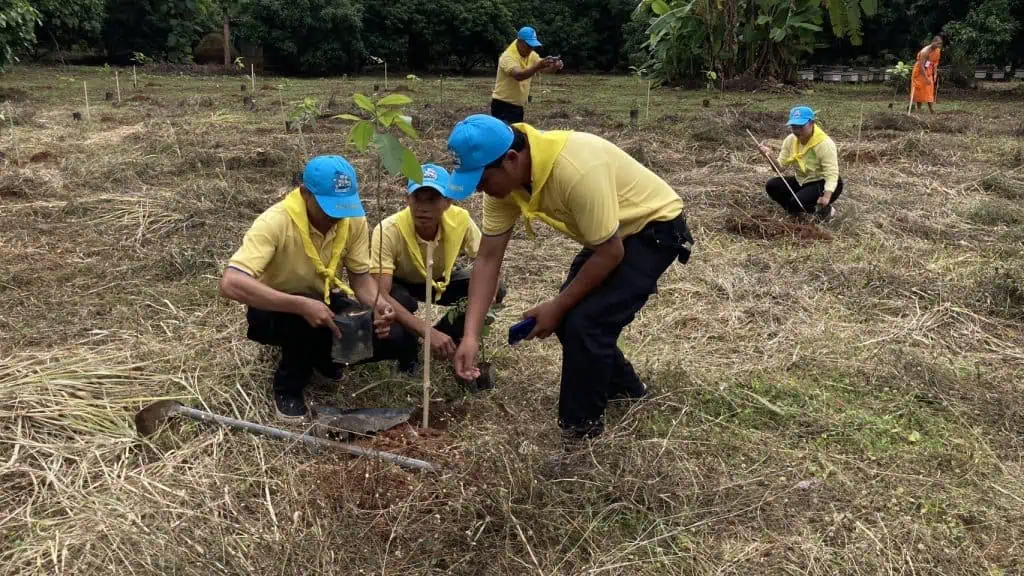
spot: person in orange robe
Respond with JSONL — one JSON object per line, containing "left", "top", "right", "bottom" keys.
{"left": 911, "top": 35, "right": 943, "bottom": 113}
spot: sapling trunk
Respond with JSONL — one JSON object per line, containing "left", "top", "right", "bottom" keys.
{"left": 422, "top": 241, "right": 435, "bottom": 429}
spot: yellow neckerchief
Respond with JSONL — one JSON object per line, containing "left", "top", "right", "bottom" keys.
{"left": 282, "top": 188, "right": 353, "bottom": 303}
{"left": 784, "top": 124, "right": 829, "bottom": 173}
{"left": 394, "top": 206, "right": 471, "bottom": 301}
{"left": 503, "top": 42, "right": 530, "bottom": 72}
{"left": 507, "top": 123, "right": 572, "bottom": 239}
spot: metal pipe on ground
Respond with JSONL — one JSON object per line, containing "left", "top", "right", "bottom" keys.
{"left": 134, "top": 400, "right": 436, "bottom": 472}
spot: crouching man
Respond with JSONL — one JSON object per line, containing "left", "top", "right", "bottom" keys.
{"left": 371, "top": 164, "right": 506, "bottom": 387}
{"left": 219, "top": 155, "right": 416, "bottom": 419}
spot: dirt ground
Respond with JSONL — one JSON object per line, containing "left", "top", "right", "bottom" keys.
{"left": 1, "top": 66, "right": 1023, "bottom": 575}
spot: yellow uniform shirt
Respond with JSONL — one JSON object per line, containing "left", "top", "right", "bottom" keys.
{"left": 482, "top": 131, "right": 684, "bottom": 246}
{"left": 492, "top": 43, "right": 542, "bottom": 107}
{"left": 370, "top": 209, "right": 482, "bottom": 284}
{"left": 777, "top": 133, "right": 840, "bottom": 193}
{"left": 228, "top": 200, "right": 371, "bottom": 295}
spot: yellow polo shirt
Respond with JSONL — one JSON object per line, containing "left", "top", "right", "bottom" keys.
{"left": 370, "top": 208, "right": 482, "bottom": 284}
{"left": 492, "top": 42, "right": 542, "bottom": 107}
{"left": 482, "top": 132, "right": 684, "bottom": 246}
{"left": 777, "top": 134, "right": 840, "bottom": 193}
{"left": 228, "top": 200, "right": 371, "bottom": 295}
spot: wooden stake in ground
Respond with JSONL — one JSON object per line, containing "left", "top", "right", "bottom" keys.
{"left": 422, "top": 241, "right": 435, "bottom": 429}
{"left": 646, "top": 80, "right": 652, "bottom": 123}
{"left": 133, "top": 65, "right": 137, "bottom": 89}
{"left": 7, "top": 103, "right": 17, "bottom": 164}
{"left": 250, "top": 64, "right": 256, "bottom": 94}
{"left": 439, "top": 76, "right": 444, "bottom": 108}
{"left": 115, "top": 70, "right": 121, "bottom": 104}
{"left": 83, "top": 81, "right": 90, "bottom": 122}
{"left": 855, "top": 105, "right": 864, "bottom": 165}
{"left": 746, "top": 129, "right": 806, "bottom": 212}
{"left": 907, "top": 83, "right": 915, "bottom": 115}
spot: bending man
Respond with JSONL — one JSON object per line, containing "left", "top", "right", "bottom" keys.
{"left": 446, "top": 114, "right": 693, "bottom": 442}
{"left": 490, "top": 26, "right": 562, "bottom": 124}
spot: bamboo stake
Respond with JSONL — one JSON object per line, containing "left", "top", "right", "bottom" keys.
{"left": 646, "top": 80, "right": 652, "bottom": 123}
{"left": 746, "top": 129, "right": 806, "bottom": 212}
{"left": 83, "top": 81, "right": 90, "bottom": 122}
{"left": 115, "top": 70, "right": 121, "bottom": 104}
{"left": 133, "top": 65, "right": 137, "bottom": 89}
{"left": 855, "top": 105, "right": 864, "bottom": 165}
{"left": 907, "top": 82, "right": 915, "bottom": 115}
{"left": 422, "top": 241, "right": 435, "bottom": 429}
{"left": 7, "top": 103, "right": 17, "bottom": 165}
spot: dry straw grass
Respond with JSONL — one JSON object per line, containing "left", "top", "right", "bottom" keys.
{"left": 1, "top": 69, "right": 1023, "bottom": 574}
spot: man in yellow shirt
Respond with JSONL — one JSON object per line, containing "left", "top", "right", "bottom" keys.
{"left": 370, "top": 164, "right": 506, "bottom": 387}
{"left": 490, "top": 26, "right": 562, "bottom": 124}
{"left": 445, "top": 114, "right": 694, "bottom": 442}
{"left": 219, "top": 155, "right": 408, "bottom": 420}
{"left": 758, "top": 106, "right": 843, "bottom": 220}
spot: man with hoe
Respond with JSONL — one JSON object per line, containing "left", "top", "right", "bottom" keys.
{"left": 911, "top": 35, "right": 943, "bottom": 114}
{"left": 444, "top": 114, "right": 694, "bottom": 443}
{"left": 370, "top": 164, "right": 505, "bottom": 387}
{"left": 490, "top": 26, "right": 563, "bottom": 124}
{"left": 220, "top": 155, "right": 411, "bottom": 420}
{"left": 759, "top": 106, "right": 843, "bottom": 220}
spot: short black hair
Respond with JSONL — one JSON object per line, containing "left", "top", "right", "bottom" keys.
{"left": 484, "top": 127, "right": 528, "bottom": 169}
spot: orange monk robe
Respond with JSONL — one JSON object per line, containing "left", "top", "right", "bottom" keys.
{"left": 912, "top": 47, "right": 941, "bottom": 103}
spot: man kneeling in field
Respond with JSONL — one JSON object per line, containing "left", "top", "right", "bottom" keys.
{"left": 445, "top": 115, "right": 694, "bottom": 442}
{"left": 371, "top": 164, "right": 506, "bottom": 387}
{"left": 219, "top": 155, "right": 416, "bottom": 419}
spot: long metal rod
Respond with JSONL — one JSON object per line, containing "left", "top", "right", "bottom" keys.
{"left": 746, "top": 129, "right": 806, "bottom": 212}
{"left": 174, "top": 405, "right": 436, "bottom": 472}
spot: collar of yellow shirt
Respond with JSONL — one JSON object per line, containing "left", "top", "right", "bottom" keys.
{"left": 507, "top": 123, "right": 572, "bottom": 239}
{"left": 394, "top": 206, "right": 471, "bottom": 301}
{"left": 783, "top": 124, "right": 829, "bottom": 173}
{"left": 282, "top": 188, "right": 354, "bottom": 303}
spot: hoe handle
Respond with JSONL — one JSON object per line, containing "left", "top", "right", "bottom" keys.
{"left": 175, "top": 405, "right": 436, "bottom": 472}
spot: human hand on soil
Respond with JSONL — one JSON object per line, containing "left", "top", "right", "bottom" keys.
{"left": 298, "top": 298, "right": 342, "bottom": 339}
{"left": 430, "top": 329, "right": 457, "bottom": 360}
{"left": 523, "top": 299, "right": 565, "bottom": 340}
{"left": 454, "top": 338, "right": 481, "bottom": 380}
{"left": 373, "top": 301, "right": 394, "bottom": 338}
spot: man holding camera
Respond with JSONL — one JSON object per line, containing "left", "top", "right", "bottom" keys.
{"left": 490, "top": 26, "right": 563, "bottom": 124}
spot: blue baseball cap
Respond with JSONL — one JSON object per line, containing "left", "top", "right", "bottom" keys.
{"left": 408, "top": 164, "right": 451, "bottom": 197}
{"left": 446, "top": 114, "right": 514, "bottom": 200}
{"left": 517, "top": 26, "right": 542, "bottom": 48}
{"left": 302, "top": 155, "right": 365, "bottom": 219}
{"left": 788, "top": 106, "right": 816, "bottom": 127}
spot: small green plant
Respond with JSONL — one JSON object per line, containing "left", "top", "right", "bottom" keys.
{"left": 406, "top": 74, "right": 421, "bottom": 82}
{"left": 130, "top": 52, "right": 149, "bottom": 66}
{"left": 288, "top": 97, "right": 319, "bottom": 131}
{"left": 705, "top": 70, "right": 718, "bottom": 95}
{"left": 886, "top": 61, "right": 913, "bottom": 105}
{"left": 234, "top": 57, "right": 245, "bottom": 72}
{"left": 335, "top": 93, "right": 421, "bottom": 182}
{"left": 102, "top": 63, "right": 112, "bottom": 73}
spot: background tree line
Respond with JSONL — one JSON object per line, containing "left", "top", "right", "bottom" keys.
{"left": 1, "top": 0, "right": 1021, "bottom": 81}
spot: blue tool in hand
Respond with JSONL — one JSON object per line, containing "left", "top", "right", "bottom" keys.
{"left": 508, "top": 317, "right": 536, "bottom": 346}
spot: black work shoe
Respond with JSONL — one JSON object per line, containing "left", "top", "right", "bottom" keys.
{"left": 610, "top": 380, "right": 649, "bottom": 401}
{"left": 274, "top": 390, "right": 307, "bottom": 420}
